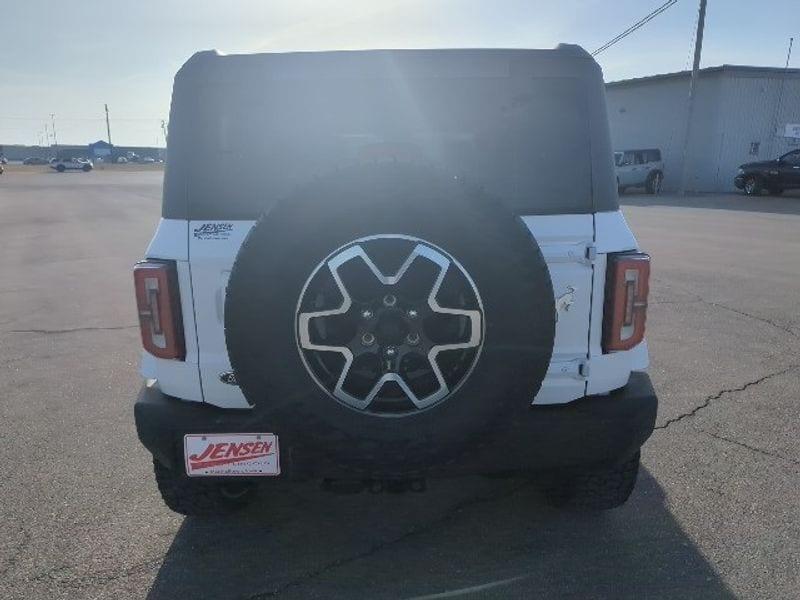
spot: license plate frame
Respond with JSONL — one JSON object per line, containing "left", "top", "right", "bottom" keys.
{"left": 183, "top": 433, "right": 280, "bottom": 477}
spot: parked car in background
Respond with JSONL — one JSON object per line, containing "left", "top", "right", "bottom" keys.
{"left": 23, "top": 157, "right": 49, "bottom": 165}
{"left": 615, "top": 148, "right": 664, "bottom": 194}
{"left": 51, "top": 157, "right": 93, "bottom": 172}
{"left": 734, "top": 149, "right": 800, "bottom": 195}
{"left": 142, "top": 156, "right": 156, "bottom": 163}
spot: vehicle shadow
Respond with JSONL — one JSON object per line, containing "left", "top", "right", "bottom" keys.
{"left": 147, "top": 468, "right": 732, "bottom": 599}
{"left": 621, "top": 190, "right": 800, "bottom": 215}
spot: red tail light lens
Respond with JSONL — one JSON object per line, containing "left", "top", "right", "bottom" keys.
{"left": 133, "top": 260, "right": 185, "bottom": 360}
{"left": 603, "top": 252, "right": 650, "bottom": 352}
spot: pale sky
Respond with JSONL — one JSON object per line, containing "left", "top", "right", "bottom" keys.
{"left": 1, "top": 0, "right": 797, "bottom": 146}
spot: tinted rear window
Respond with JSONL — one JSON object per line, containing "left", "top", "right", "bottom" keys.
{"left": 617, "top": 148, "right": 661, "bottom": 164}
{"left": 173, "top": 78, "right": 592, "bottom": 218}
{"left": 644, "top": 149, "right": 661, "bottom": 162}
{"left": 163, "top": 51, "right": 619, "bottom": 219}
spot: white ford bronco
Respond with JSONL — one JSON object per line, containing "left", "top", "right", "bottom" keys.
{"left": 134, "top": 45, "right": 657, "bottom": 516}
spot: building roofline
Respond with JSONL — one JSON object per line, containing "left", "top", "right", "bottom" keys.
{"left": 607, "top": 64, "right": 800, "bottom": 87}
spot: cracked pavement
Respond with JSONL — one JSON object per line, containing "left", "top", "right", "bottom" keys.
{"left": 1, "top": 173, "right": 799, "bottom": 599}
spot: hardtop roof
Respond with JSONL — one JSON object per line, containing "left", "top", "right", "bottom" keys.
{"left": 175, "top": 45, "right": 596, "bottom": 82}
{"left": 163, "top": 45, "right": 619, "bottom": 219}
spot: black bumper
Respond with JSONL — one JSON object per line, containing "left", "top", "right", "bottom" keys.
{"left": 135, "top": 373, "right": 658, "bottom": 478}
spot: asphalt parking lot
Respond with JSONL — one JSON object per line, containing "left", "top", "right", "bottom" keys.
{"left": 1, "top": 170, "right": 798, "bottom": 599}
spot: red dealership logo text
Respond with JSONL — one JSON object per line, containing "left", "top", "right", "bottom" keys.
{"left": 188, "top": 440, "right": 273, "bottom": 470}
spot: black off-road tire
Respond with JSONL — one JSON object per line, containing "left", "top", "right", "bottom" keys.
{"left": 645, "top": 171, "right": 663, "bottom": 195}
{"left": 225, "top": 163, "right": 555, "bottom": 478}
{"left": 743, "top": 176, "right": 762, "bottom": 196}
{"left": 152, "top": 458, "right": 255, "bottom": 517}
{"left": 544, "top": 451, "right": 640, "bottom": 510}
{"left": 56, "top": 164, "right": 66, "bottom": 173}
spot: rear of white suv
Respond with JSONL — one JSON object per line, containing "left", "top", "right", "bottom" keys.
{"left": 134, "top": 46, "right": 657, "bottom": 516}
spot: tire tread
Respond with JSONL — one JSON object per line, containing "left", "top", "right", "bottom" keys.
{"left": 152, "top": 459, "right": 254, "bottom": 516}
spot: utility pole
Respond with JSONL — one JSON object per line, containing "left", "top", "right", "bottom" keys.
{"left": 44, "top": 123, "right": 50, "bottom": 146}
{"left": 105, "top": 104, "right": 113, "bottom": 145}
{"left": 768, "top": 37, "right": 794, "bottom": 157}
{"left": 160, "top": 120, "right": 168, "bottom": 144}
{"left": 678, "top": 0, "right": 708, "bottom": 196}
{"left": 50, "top": 113, "right": 58, "bottom": 151}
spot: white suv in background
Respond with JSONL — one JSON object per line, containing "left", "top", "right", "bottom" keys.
{"left": 615, "top": 148, "right": 664, "bottom": 194}
{"left": 51, "top": 157, "right": 93, "bottom": 172}
{"left": 133, "top": 46, "right": 657, "bottom": 516}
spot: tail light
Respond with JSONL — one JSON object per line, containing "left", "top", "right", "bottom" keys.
{"left": 133, "top": 260, "right": 185, "bottom": 360}
{"left": 602, "top": 252, "right": 650, "bottom": 352}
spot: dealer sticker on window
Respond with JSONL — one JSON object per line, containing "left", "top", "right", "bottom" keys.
{"left": 184, "top": 433, "right": 280, "bottom": 477}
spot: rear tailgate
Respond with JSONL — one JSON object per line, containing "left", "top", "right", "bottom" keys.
{"left": 188, "top": 216, "right": 594, "bottom": 408}
{"left": 164, "top": 47, "right": 621, "bottom": 407}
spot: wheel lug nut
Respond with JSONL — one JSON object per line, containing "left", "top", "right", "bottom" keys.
{"left": 361, "top": 332, "right": 375, "bottom": 346}
{"left": 383, "top": 294, "right": 397, "bottom": 307}
{"left": 361, "top": 309, "right": 374, "bottom": 320}
{"left": 406, "top": 332, "right": 420, "bottom": 345}
{"left": 385, "top": 346, "right": 398, "bottom": 357}
{"left": 407, "top": 309, "right": 418, "bottom": 319}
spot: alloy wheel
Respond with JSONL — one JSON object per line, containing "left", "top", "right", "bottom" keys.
{"left": 296, "top": 235, "right": 484, "bottom": 416}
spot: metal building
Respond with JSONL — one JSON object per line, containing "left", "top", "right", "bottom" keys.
{"left": 606, "top": 65, "right": 800, "bottom": 192}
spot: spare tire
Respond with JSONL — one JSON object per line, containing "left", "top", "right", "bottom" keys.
{"left": 225, "top": 164, "right": 555, "bottom": 475}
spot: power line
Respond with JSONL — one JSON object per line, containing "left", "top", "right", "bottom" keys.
{"left": 592, "top": 0, "right": 679, "bottom": 57}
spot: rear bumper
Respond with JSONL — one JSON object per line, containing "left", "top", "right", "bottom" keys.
{"left": 135, "top": 372, "right": 658, "bottom": 478}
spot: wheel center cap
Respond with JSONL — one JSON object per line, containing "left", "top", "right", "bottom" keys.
{"left": 374, "top": 310, "right": 410, "bottom": 346}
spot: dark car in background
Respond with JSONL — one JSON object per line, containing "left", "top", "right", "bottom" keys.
{"left": 734, "top": 149, "right": 800, "bottom": 195}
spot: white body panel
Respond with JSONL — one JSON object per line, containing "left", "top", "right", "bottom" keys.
{"left": 142, "top": 219, "right": 203, "bottom": 402}
{"left": 140, "top": 211, "right": 648, "bottom": 408}
{"left": 523, "top": 215, "right": 594, "bottom": 405}
{"left": 188, "top": 221, "right": 254, "bottom": 408}
{"left": 587, "top": 211, "right": 648, "bottom": 394}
